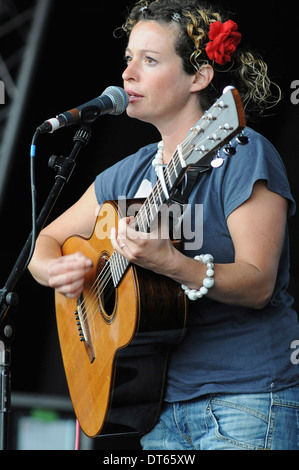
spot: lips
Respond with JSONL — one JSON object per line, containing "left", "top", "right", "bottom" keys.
{"left": 126, "top": 89, "right": 144, "bottom": 103}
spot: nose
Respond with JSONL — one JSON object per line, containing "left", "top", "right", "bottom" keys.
{"left": 122, "top": 59, "right": 138, "bottom": 82}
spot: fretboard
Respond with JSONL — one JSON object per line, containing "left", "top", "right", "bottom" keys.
{"left": 109, "top": 147, "right": 187, "bottom": 287}
{"left": 134, "top": 149, "right": 187, "bottom": 232}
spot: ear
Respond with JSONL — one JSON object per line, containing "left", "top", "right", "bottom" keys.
{"left": 190, "top": 64, "right": 214, "bottom": 92}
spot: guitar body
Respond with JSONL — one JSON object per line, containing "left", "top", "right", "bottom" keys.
{"left": 55, "top": 199, "right": 187, "bottom": 438}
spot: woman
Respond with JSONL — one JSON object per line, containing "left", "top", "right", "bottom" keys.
{"left": 28, "top": 0, "right": 299, "bottom": 450}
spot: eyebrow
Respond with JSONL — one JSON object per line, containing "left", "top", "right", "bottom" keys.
{"left": 125, "top": 47, "right": 161, "bottom": 55}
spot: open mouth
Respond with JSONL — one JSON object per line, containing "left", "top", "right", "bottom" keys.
{"left": 126, "top": 89, "right": 143, "bottom": 102}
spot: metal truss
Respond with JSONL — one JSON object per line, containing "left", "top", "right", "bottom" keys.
{"left": 0, "top": 0, "right": 36, "bottom": 138}
{"left": 0, "top": 0, "right": 53, "bottom": 210}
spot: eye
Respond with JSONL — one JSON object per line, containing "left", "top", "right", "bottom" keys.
{"left": 124, "top": 55, "right": 132, "bottom": 65}
{"left": 145, "top": 56, "right": 157, "bottom": 65}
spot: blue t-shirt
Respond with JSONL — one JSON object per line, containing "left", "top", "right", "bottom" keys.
{"left": 94, "top": 127, "right": 299, "bottom": 402}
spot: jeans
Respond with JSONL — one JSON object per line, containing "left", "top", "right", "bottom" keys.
{"left": 140, "top": 387, "right": 299, "bottom": 450}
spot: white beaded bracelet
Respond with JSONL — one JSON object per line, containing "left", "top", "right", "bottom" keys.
{"left": 181, "top": 254, "right": 215, "bottom": 301}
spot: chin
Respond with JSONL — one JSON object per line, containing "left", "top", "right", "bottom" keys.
{"left": 126, "top": 107, "right": 153, "bottom": 124}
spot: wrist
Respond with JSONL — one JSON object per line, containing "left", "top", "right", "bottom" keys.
{"left": 181, "top": 254, "right": 215, "bottom": 301}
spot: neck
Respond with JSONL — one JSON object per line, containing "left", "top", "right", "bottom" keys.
{"left": 157, "top": 110, "right": 203, "bottom": 164}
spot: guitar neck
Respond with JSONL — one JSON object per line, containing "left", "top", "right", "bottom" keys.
{"left": 134, "top": 149, "right": 187, "bottom": 232}
{"left": 109, "top": 149, "right": 187, "bottom": 288}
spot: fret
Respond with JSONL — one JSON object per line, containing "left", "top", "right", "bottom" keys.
{"left": 135, "top": 206, "right": 147, "bottom": 232}
{"left": 114, "top": 253, "right": 122, "bottom": 286}
{"left": 157, "top": 183, "right": 164, "bottom": 206}
{"left": 109, "top": 252, "right": 129, "bottom": 288}
{"left": 144, "top": 203, "right": 151, "bottom": 228}
{"left": 143, "top": 201, "right": 151, "bottom": 227}
{"left": 110, "top": 253, "right": 118, "bottom": 287}
{"left": 176, "top": 143, "right": 187, "bottom": 168}
{"left": 120, "top": 254, "right": 129, "bottom": 276}
{"left": 142, "top": 208, "right": 149, "bottom": 231}
{"left": 156, "top": 166, "right": 170, "bottom": 201}
{"left": 136, "top": 197, "right": 157, "bottom": 233}
{"left": 167, "top": 160, "right": 178, "bottom": 188}
{"left": 148, "top": 192, "right": 159, "bottom": 222}
{"left": 165, "top": 165, "right": 172, "bottom": 188}
{"left": 172, "top": 160, "right": 178, "bottom": 178}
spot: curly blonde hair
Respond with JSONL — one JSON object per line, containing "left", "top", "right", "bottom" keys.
{"left": 121, "top": 0, "right": 281, "bottom": 122}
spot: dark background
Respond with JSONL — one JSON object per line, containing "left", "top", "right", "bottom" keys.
{"left": 0, "top": 0, "right": 298, "bottom": 448}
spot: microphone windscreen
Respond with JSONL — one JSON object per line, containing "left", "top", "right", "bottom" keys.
{"left": 104, "top": 86, "right": 129, "bottom": 115}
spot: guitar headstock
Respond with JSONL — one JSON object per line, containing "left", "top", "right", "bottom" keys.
{"left": 179, "top": 87, "right": 245, "bottom": 167}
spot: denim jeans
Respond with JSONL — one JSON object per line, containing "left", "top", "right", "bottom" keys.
{"left": 140, "top": 387, "right": 299, "bottom": 450}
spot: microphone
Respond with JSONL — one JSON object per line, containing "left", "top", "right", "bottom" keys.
{"left": 37, "top": 86, "right": 129, "bottom": 134}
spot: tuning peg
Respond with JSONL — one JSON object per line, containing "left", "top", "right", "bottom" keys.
{"left": 223, "top": 144, "right": 236, "bottom": 156}
{"left": 236, "top": 133, "right": 249, "bottom": 146}
{"left": 211, "top": 157, "right": 224, "bottom": 168}
{"left": 211, "top": 151, "right": 224, "bottom": 168}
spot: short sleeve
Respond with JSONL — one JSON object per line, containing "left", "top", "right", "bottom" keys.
{"left": 220, "top": 128, "right": 296, "bottom": 219}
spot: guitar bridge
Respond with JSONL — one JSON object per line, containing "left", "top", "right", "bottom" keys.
{"left": 75, "top": 295, "right": 95, "bottom": 363}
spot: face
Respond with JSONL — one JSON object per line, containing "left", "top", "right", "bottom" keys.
{"left": 122, "top": 21, "right": 203, "bottom": 132}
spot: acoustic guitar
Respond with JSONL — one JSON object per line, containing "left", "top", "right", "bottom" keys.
{"left": 55, "top": 87, "right": 245, "bottom": 438}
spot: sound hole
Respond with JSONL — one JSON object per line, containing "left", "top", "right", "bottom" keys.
{"left": 97, "top": 253, "right": 117, "bottom": 324}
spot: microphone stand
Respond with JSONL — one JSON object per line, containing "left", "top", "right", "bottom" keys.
{"left": 0, "top": 124, "right": 92, "bottom": 450}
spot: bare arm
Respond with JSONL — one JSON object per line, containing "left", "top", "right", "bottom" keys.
{"left": 28, "top": 183, "right": 99, "bottom": 297}
{"left": 112, "top": 180, "right": 288, "bottom": 309}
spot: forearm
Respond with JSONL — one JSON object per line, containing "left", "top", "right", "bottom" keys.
{"left": 28, "top": 234, "right": 62, "bottom": 286}
{"left": 164, "top": 182, "right": 286, "bottom": 310}
{"left": 121, "top": 234, "right": 272, "bottom": 310}
{"left": 164, "top": 249, "right": 273, "bottom": 310}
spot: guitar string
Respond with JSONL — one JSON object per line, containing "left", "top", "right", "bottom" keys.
{"left": 75, "top": 149, "right": 186, "bottom": 329}
{"left": 76, "top": 119, "right": 225, "bottom": 330}
{"left": 75, "top": 143, "right": 187, "bottom": 319}
{"left": 76, "top": 114, "right": 225, "bottom": 330}
{"left": 76, "top": 168, "right": 176, "bottom": 327}
{"left": 76, "top": 154, "right": 193, "bottom": 328}
{"left": 76, "top": 107, "right": 225, "bottom": 327}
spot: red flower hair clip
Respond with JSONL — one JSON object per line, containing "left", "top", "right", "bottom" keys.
{"left": 206, "top": 20, "right": 241, "bottom": 66}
